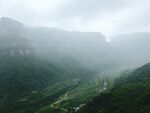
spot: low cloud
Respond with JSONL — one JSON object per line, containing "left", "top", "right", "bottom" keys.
{"left": 0, "top": 0, "right": 150, "bottom": 38}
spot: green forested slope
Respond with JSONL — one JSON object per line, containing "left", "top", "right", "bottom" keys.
{"left": 78, "top": 63, "right": 150, "bottom": 113}
{"left": 0, "top": 18, "right": 99, "bottom": 113}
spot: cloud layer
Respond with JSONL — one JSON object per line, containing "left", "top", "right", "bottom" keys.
{"left": 0, "top": 0, "right": 150, "bottom": 38}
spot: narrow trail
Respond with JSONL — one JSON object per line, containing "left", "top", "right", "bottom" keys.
{"left": 50, "top": 91, "right": 70, "bottom": 113}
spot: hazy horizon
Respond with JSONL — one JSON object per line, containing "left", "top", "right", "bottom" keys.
{"left": 0, "top": 0, "right": 150, "bottom": 39}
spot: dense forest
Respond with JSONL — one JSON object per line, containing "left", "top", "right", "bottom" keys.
{"left": 77, "top": 63, "right": 150, "bottom": 113}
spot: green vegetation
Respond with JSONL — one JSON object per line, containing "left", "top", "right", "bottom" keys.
{"left": 78, "top": 63, "right": 150, "bottom": 113}
{"left": 36, "top": 73, "right": 117, "bottom": 113}
{"left": 1, "top": 17, "right": 150, "bottom": 113}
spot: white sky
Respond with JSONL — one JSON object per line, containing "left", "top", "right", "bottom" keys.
{"left": 0, "top": 0, "right": 150, "bottom": 39}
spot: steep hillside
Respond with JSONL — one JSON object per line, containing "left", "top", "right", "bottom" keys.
{"left": 1, "top": 17, "right": 150, "bottom": 113}
{"left": 78, "top": 63, "right": 150, "bottom": 113}
{"left": 0, "top": 17, "right": 99, "bottom": 113}
{"left": 0, "top": 17, "right": 111, "bottom": 113}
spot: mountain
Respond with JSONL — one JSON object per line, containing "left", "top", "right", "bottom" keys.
{"left": 0, "top": 17, "right": 65, "bottom": 113}
{"left": 0, "top": 17, "right": 111, "bottom": 113}
{"left": 77, "top": 63, "right": 150, "bottom": 113}
{"left": 1, "top": 17, "right": 150, "bottom": 113}
{"left": 27, "top": 27, "right": 116, "bottom": 70}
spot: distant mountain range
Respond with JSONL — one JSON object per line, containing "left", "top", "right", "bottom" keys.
{"left": 0, "top": 17, "right": 150, "bottom": 113}
{"left": 1, "top": 17, "right": 150, "bottom": 70}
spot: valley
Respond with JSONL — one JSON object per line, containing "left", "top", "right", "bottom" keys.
{"left": 0, "top": 17, "right": 150, "bottom": 113}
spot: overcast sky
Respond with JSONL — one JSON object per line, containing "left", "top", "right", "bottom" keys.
{"left": 0, "top": 0, "right": 150, "bottom": 39}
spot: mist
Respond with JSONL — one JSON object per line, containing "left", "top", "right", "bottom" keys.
{"left": 0, "top": 17, "right": 150, "bottom": 72}
{"left": 1, "top": 1, "right": 150, "bottom": 113}
{"left": 0, "top": 0, "right": 150, "bottom": 38}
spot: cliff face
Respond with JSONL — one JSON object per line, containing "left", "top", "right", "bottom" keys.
{"left": 0, "top": 17, "right": 34, "bottom": 57}
{"left": 0, "top": 17, "right": 23, "bottom": 34}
